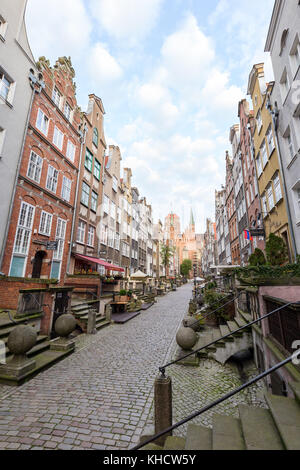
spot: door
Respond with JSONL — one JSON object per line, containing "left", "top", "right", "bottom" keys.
{"left": 32, "top": 251, "right": 46, "bottom": 279}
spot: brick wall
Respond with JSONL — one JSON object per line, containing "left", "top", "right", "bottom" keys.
{"left": 0, "top": 277, "right": 54, "bottom": 310}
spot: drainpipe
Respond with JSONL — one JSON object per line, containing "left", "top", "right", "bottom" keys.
{"left": 66, "top": 122, "right": 87, "bottom": 273}
{"left": 267, "top": 98, "right": 297, "bottom": 261}
{"left": 0, "top": 72, "right": 44, "bottom": 271}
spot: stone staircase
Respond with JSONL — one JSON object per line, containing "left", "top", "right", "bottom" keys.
{"left": 142, "top": 381, "right": 300, "bottom": 450}
{"left": 71, "top": 301, "right": 110, "bottom": 333}
{"left": 0, "top": 311, "right": 73, "bottom": 386}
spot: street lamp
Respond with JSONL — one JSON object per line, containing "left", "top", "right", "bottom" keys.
{"left": 193, "top": 264, "right": 197, "bottom": 298}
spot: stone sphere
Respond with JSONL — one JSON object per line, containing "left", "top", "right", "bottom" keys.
{"left": 7, "top": 325, "right": 37, "bottom": 355}
{"left": 176, "top": 327, "right": 197, "bottom": 351}
{"left": 55, "top": 314, "right": 76, "bottom": 338}
{"left": 182, "top": 316, "right": 200, "bottom": 332}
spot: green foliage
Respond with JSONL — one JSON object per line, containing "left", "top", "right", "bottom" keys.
{"left": 234, "top": 263, "right": 300, "bottom": 284}
{"left": 180, "top": 259, "right": 192, "bottom": 277}
{"left": 119, "top": 289, "right": 127, "bottom": 296}
{"left": 249, "top": 249, "right": 267, "bottom": 266}
{"left": 265, "top": 233, "right": 288, "bottom": 266}
{"left": 160, "top": 244, "right": 175, "bottom": 268}
{"left": 203, "top": 290, "right": 230, "bottom": 323}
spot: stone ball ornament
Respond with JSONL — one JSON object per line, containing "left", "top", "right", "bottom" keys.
{"left": 176, "top": 326, "right": 197, "bottom": 351}
{"left": 182, "top": 316, "right": 199, "bottom": 332}
{"left": 55, "top": 314, "right": 76, "bottom": 338}
{"left": 7, "top": 325, "right": 37, "bottom": 355}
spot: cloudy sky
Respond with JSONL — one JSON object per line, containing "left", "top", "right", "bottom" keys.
{"left": 26, "top": 0, "right": 275, "bottom": 232}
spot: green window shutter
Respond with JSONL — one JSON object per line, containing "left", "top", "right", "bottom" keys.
{"left": 94, "top": 159, "right": 101, "bottom": 180}
{"left": 85, "top": 148, "right": 93, "bottom": 172}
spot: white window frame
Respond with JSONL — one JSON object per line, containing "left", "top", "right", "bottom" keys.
{"left": 52, "top": 87, "right": 62, "bottom": 108}
{"left": 266, "top": 125, "right": 275, "bottom": 155}
{"left": 53, "top": 126, "right": 64, "bottom": 151}
{"left": 61, "top": 176, "right": 72, "bottom": 202}
{"left": 256, "top": 154, "right": 263, "bottom": 177}
{"left": 77, "top": 220, "right": 86, "bottom": 244}
{"left": 273, "top": 173, "right": 282, "bottom": 203}
{"left": 289, "top": 35, "right": 300, "bottom": 78}
{"left": 81, "top": 182, "right": 90, "bottom": 207}
{"left": 87, "top": 226, "right": 95, "bottom": 247}
{"left": 0, "top": 127, "right": 6, "bottom": 155}
{"left": 13, "top": 202, "right": 35, "bottom": 256}
{"left": 64, "top": 102, "right": 72, "bottom": 122}
{"left": 266, "top": 183, "right": 275, "bottom": 211}
{"left": 39, "top": 211, "right": 53, "bottom": 236}
{"left": 36, "top": 109, "right": 49, "bottom": 136}
{"left": 0, "top": 16, "right": 8, "bottom": 39}
{"left": 27, "top": 150, "right": 43, "bottom": 183}
{"left": 261, "top": 140, "right": 268, "bottom": 168}
{"left": 66, "top": 140, "right": 76, "bottom": 162}
{"left": 112, "top": 176, "right": 118, "bottom": 192}
{"left": 280, "top": 67, "right": 290, "bottom": 102}
{"left": 0, "top": 70, "right": 11, "bottom": 102}
{"left": 46, "top": 165, "right": 58, "bottom": 193}
{"left": 256, "top": 109, "right": 262, "bottom": 133}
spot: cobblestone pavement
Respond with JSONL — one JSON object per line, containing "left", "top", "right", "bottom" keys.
{"left": 0, "top": 283, "right": 267, "bottom": 450}
{"left": 0, "top": 284, "right": 192, "bottom": 450}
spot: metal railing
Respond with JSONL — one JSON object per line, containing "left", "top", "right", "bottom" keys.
{"left": 132, "top": 354, "right": 295, "bottom": 450}
{"left": 159, "top": 300, "right": 300, "bottom": 377}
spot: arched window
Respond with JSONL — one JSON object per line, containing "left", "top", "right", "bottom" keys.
{"left": 93, "top": 128, "right": 98, "bottom": 147}
{"left": 280, "top": 29, "right": 289, "bottom": 54}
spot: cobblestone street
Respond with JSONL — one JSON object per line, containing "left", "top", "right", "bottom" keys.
{"left": 0, "top": 284, "right": 265, "bottom": 450}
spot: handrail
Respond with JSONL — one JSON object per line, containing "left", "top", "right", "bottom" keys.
{"left": 132, "top": 354, "right": 294, "bottom": 450}
{"left": 159, "top": 300, "right": 300, "bottom": 377}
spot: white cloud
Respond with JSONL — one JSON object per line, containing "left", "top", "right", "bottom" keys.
{"left": 88, "top": 42, "right": 123, "bottom": 84}
{"left": 90, "top": 0, "right": 163, "bottom": 44}
{"left": 160, "top": 14, "right": 215, "bottom": 91}
{"left": 26, "top": 0, "right": 92, "bottom": 60}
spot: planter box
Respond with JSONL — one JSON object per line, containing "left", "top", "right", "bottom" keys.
{"left": 238, "top": 277, "right": 300, "bottom": 287}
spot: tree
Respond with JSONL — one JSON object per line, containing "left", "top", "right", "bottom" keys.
{"left": 265, "top": 233, "right": 288, "bottom": 266}
{"left": 160, "top": 244, "right": 175, "bottom": 274}
{"left": 249, "top": 249, "right": 266, "bottom": 266}
{"left": 180, "top": 259, "right": 192, "bottom": 277}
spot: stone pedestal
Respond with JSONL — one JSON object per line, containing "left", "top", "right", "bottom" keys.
{"left": 50, "top": 337, "right": 75, "bottom": 352}
{"left": 0, "top": 355, "right": 36, "bottom": 380}
{"left": 105, "top": 304, "right": 112, "bottom": 322}
{"left": 154, "top": 375, "right": 172, "bottom": 447}
{"left": 87, "top": 310, "right": 97, "bottom": 335}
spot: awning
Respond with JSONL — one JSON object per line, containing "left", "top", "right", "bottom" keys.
{"left": 75, "top": 254, "right": 125, "bottom": 272}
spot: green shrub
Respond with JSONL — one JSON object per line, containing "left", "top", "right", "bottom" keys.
{"left": 266, "top": 233, "right": 288, "bottom": 266}
{"left": 249, "top": 249, "right": 267, "bottom": 266}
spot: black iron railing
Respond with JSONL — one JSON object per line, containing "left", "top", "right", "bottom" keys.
{"left": 132, "top": 355, "right": 295, "bottom": 450}
{"left": 159, "top": 301, "right": 300, "bottom": 377}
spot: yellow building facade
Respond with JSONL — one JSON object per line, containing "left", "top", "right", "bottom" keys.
{"left": 247, "top": 64, "right": 293, "bottom": 259}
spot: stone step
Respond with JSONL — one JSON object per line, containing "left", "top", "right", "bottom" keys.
{"left": 95, "top": 320, "right": 110, "bottom": 331}
{"left": 163, "top": 436, "right": 186, "bottom": 450}
{"left": 212, "top": 414, "right": 245, "bottom": 450}
{"left": 265, "top": 393, "right": 300, "bottom": 450}
{"left": 235, "top": 316, "right": 249, "bottom": 329}
{"left": 211, "top": 329, "right": 225, "bottom": 347}
{"left": 290, "top": 382, "right": 300, "bottom": 405}
{"left": 199, "top": 332, "right": 217, "bottom": 352}
{"left": 226, "top": 321, "right": 243, "bottom": 337}
{"left": 239, "top": 311, "right": 252, "bottom": 324}
{"left": 219, "top": 325, "right": 234, "bottom": 342}
{"left": 185, "top": 424, "right": 212, "bottom": 450}
{"left": 238, "top": 405, "right": 284, "bottom": 450}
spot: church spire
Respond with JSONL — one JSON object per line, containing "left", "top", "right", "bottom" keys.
{"left": 190, "top": 209, "right": 195, "bottom": 227}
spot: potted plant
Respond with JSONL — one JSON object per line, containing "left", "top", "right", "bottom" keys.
{"left": 119, "top": 289, "right": 129, "bottom": 302}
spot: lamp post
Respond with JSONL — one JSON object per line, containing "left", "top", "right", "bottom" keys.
{"left": 193, "top": 264, "right": 197, "bottom": 299}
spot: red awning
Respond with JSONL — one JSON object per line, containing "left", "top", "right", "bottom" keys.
{"left": 75, "top": 254, "right": 125, "bottom": 272}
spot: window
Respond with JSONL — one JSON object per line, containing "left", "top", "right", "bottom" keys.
{"left": 87, "top": 226, "right": 95, "bottom": 247}
{"left": 52, "top": 87, "right": 62, "bottom": 108}
{"left": 61, "top": 176, "right": 71, "bottom": 202}
{"left": 284, "top": 127, "right": 295, "bottom": 160}
{"left": 0, "top": 71, "right": 11, "bottom": 101}
{"left": 36, "top": 109, "right": 49, "bottom": 135}
{"left": 108, "top": 229, "right": 114, "bottom": 248}
{"left": 261, "top": 140, "right": 268, "bottom": 168}
{"left": 94, "top": 159, "right": 101, "bottom": 180}
{"left": 290, "top": 35, "right": 300, "bottom": 77}
{"left": 274, "top": 173, "right": 282, "bottom": 203}
{"left": 66, "top": 140, "right": 76, "bottom": 162}
{"left": 113, "top": 176, "right": 118, "bottom": 192}
{"left": 266, "top": 125, "right": 275, "bottom": 155}
{"left": 103, "top": 195, "right": 109, "bottom": 214}
{"left": 10, "top": 202, "right": 35, "bottom": 277}
{"left": 77, "top": 220, "right": 86, "bottom": 244}
{"left": 81, "top": 182, "right": 90, "bottom": 207}
{"left": 64, "top": 102, "right": 72, "bottom": 121}
{"left": 51, "top": 218, "right": 67, "bottom": 279}
{"left": 93, "top": 128, "right": 98, "bottom": 147}
{"left": 117, "top": 207, "right": 122, "bottom": 223}
{"left": 46, "top": 165, "right": 58, "bottom": 193}
{"left": 110, "top": 201, "right": 116, "bottom": 219}
{"left": 0, "top": 16, "right": 8, "bottom": 38}
{"left": 91, "top": 191, "right": 98, "bottom": 212}
{"left": 115, "top": 233, "right": 120, "bottom": 250}
{"left": 0, "top": 127, "right": 5, "bottom": 155}
{"left": 100, "top": 224, "right": 107, "bottom": 245}
{"left": 53, "top": 126, "right": 64, "bottom": 151}
{"left": 266, "top": 183, "right": 275, "bottom": 211}
{"left": 39, "top": 211, "right": 52, "bottom": 236}
{"left": 27, "top": 151, "right": 43, "bottom": 183}
{"left": 256, "top": 110, "right": 262, "bottom": 132}
{"left": 280, "top": 68, "right": 290, "bottom": 102}
{"left": 262, "top": 194, "right": 268, "bottom": 217}
{"left": 256, "top": 154, "right": 263, "bottom": 177}
{"left": 85, "top": 148, "right": 93, "bottom": 172}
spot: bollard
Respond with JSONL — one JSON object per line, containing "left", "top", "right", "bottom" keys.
{"left": 87, "top": 310, "right": 97, "bottom": 335}
{"left": 154, "top": 374, "right": 172, "bottom": 447}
